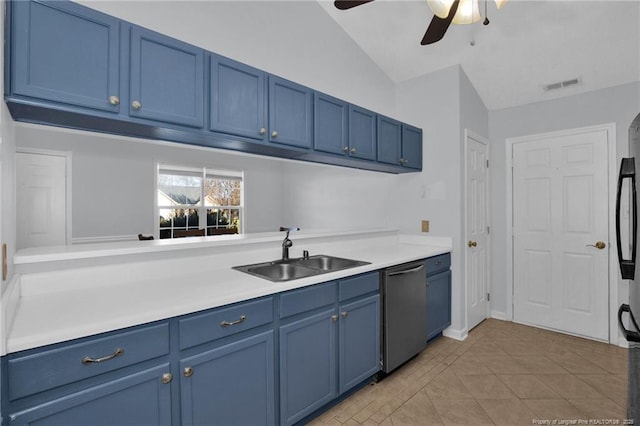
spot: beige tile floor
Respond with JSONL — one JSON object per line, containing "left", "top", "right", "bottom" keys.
{"left": 308, "top": 319, "right": 629, "bottom": 425}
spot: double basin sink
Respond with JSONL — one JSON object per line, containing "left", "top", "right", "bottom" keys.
{"left": 233, "top": 255, "right": 370, "bottom": 282}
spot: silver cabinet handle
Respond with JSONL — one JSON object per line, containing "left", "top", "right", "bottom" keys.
{"left": 343, "top": 147, "right": 349, "bottom": 152}
{"left": 161, "top": 373, "right": 173, "bottom": 384}
{"left": 82, "top": 348, "right": 124, "bottom": 365}
{"left": 184, "top": 367, "right": 194, "bottom": 377}
{"left": 271, "top": 131, "right": 278, "bottom": 138}
{"left": 220, "top": 315, "right": 246, "bottom": 327}
{"left": 350, "top": 147, "right": 356, "bottom": 154}
{"left": 331, "top": 314, "right": 338, "bottom": 321}
{"left": 341, "top": 311, "right": 348, "bottom": 318}
{"left": 131, "top": 100, "right": 142, "bottom": 110}
{"left": 108, "top": 96, "right": 120, "bottom": 106}
{"left": 259, "top": 127, "right": 267, "bottom": 135}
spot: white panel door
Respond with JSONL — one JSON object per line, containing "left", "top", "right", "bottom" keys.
{"left": 512, "top": 129, "right": 609, "bottom": 340}
{"left": 466, "top": 135, "right": 489, "bottom": 330}
{"left": 16, "top": 152, "right": 67, "bottom": 249}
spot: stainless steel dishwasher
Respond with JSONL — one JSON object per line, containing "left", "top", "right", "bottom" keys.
{"left": 381, "top": 260, "right": 427, "bottom": 374}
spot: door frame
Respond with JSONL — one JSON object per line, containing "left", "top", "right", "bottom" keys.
{"left": 16, "top": 148, "right": 72, "bottom": 246}
{"left": 505, "top": 123, "right": 618, "bottom": 344}
{"left": 463, "top": 129, "right": 491, "bottom": 331}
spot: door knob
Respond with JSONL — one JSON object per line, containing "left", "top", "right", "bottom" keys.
{"left": 131, "top": 100, "right": 142, "bottom": 110}
{"left": 586, "top": 241, "right": 606, "bottom": 249}
{"left": 468, "top": 240, "right": 477, "bottom": 248}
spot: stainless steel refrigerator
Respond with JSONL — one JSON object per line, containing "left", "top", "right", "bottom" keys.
{"left": 616, "top": 112, "right": 640, "bottom": 423}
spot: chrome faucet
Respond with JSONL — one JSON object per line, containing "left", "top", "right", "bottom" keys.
{"left": 280, "top": 227, "right": 299, "bottom": 260}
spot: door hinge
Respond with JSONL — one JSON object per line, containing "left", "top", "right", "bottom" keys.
{"left": 487, "top": 292, "right": 490, "bottom": 301}
{"left": 486, "top": 159, "right": 489, "bottom": 168}
{"left": 487, "top": 226, "right": 490, "bottom": 234}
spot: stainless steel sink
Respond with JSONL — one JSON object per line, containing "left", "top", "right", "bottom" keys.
{"left": 245, "top": 262, "right": 320, "bottom": 281}
{"left": 233, "top": 255, "right": 370, "bottom": 282}
{"left": 293, "top": 255, "right": 369, "bottom": 271}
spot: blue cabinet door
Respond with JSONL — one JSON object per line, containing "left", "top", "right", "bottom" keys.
{"left": 402, "top": 125, "right": 423, "bottom": 170}
{"left": 129, "top": 26, "right": 204, "bottom": 128}
{"left": 314, "top": 93, "right": 348, "bottom": 156}
{"left": 7, "top": 364, "right": 172, "bottom": 426}
{"left": 426, "top": 270, "right": 452, "bottom": 341}
{"left": 11, "top": 0, "right": 120, "bottom": 113}
{"left": 180, "top": 331, "right": 275, "bottom": 426}
{"left": 209, "top": 54, "right": 267, "bottom": 141}
{"left": 339, "top": 294, "right": 380, "bottom": 394}
{"left": 280, "top": 309, "right": 337, "bottom": 425}
{"left": 348, "top": 105, "right": 377, "bottom": 161}
{"left": 268, "top": 76, "right": 313, "bottom": 149}
{"left": 377, "top": 115, "right": 402, "bottom": 166}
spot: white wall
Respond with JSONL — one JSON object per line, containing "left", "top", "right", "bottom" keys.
{"left": 488, "top": 82, "right": 640, "bottom": 323}
{"left": 395, "top": 65, "right": 466, "bottom": 335}
{"left": 15, "top": 124, "right": 286, "bottom": 238}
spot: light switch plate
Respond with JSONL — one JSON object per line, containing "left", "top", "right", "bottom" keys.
{"left": 421, "top": 220, "right": 429, "bottom": 233}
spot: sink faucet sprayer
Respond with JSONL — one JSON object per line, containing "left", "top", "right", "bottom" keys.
{"left": 279, "top": 227, "right": 299, "bottom": 260}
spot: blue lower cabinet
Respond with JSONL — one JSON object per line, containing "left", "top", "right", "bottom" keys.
{"left": 180, "top": 330, "right": 275, "bottom": 426}
{"left": 7, "top": 364, "right": 172, "bottom": 426}
{"left": 339, "top": 294, "right": 380, "bottom": 394}
{"left": 279, "top": 309, "right": 337, "bottom": 426}
{"left": 426, "top": 269, "right": 452, "bottom": 341}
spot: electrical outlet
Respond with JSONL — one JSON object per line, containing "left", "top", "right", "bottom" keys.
{"left": 421, "top": 220, "right": 429, "bottom": 233}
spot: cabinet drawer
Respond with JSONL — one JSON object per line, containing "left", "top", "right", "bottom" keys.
{"left": 425, "top": 253, "right": 450, "bottom": 276}
{"left": 7, "top": 322, "right": 169, "bottom": 401}
{"left": 179, "top": 297, "right": 273, "bottom": 350}
{"left": 280, "top": 282, "right": 336, "bottom": 319}
{"left": 339, "top": 272, "right": 379, "bottom": 302}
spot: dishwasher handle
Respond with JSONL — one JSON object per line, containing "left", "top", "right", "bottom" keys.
{"left": 388, "top": 264, "right": 425, "bottom": 276}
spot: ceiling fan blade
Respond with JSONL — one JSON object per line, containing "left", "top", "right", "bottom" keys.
{"left": 421, "top": 0, "right": 460, "bottom": 45}
{"left": 334, "top": 0, "right": 375, "bottom": 10}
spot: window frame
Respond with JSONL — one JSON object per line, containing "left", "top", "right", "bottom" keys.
{"left": 155, "top": 164, "right": 244, "bottom": 239}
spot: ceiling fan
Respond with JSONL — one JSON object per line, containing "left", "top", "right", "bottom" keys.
{"left": 334, "top": 0, "right": 507, "bottom": 45}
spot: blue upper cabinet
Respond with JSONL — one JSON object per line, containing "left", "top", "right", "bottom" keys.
{"left": 129, "top": 26, "right": 204, "bottom": 128}
{"left": 377, "top": 115, "right": 402, "bottom": 166}
{"left": 378, "top": 117, "right": 423, "bottom": 170}
{"left": 6, "top": 0, "right": 423, "bottom": 173}
{"left": 11, "top": 0, "right": 120, "bottom": 113}
{"left": 314, "top": 92, "right": 348, "bottom": 156}
{"left": 348, "top": 105, "right": 377, "bottom": 161}
{"left": 401, "top": 124, "right": 423, "bottom": 170}
{"left": 209, "top": 54, "right": 267, "bottom": 141}
{"left": 268, "top": 76, "right": 313, "bottom": 149}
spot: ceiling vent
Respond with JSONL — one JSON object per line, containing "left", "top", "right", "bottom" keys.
{"left": 543, "top": 77, "right": 582, "bottom": 92}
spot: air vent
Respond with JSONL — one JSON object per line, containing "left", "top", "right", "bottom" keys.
{"left": 543, "top": 77, "right": 582, "bottom": 92}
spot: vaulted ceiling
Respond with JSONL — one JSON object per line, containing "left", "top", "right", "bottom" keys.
{"left": 318, "top": 0, "right": 640, "bottom": 110}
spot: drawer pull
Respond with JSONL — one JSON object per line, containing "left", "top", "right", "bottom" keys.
{"left": 161, "top": 373, "right": 173, "bottom": 384}
{"left": 184, "top": 367, "right": 194, "bottom": 377}
{"left": 82, "top": 348, "right": 124, "bottom": 365}
{"left": 220, "top": 315, "right": 246, "bottom": 327}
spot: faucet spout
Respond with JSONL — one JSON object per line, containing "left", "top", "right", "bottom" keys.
{"left": 280, "top": 227, "right": 299, "bottom": 260}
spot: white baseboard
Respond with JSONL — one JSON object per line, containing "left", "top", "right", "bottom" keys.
{"left": 442, "top": 326, "right": 468, "bottom": 341}
{"left": 490, "top": 310, "right": 508, "bottom": 321}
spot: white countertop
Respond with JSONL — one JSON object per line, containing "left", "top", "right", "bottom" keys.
{"left": 2, "top": 230, "right": 452, "bottom": 355}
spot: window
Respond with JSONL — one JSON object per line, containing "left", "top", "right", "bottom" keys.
{"left": 157, "top": 165, "right": 243, "bottom": 239}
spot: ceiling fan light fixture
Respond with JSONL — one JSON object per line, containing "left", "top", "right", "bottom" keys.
{"left": 427, "top": 0, "right": 481, "bottom": 25}
{"left": 494, "top": 0, "right": 508, "bottom": 10}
